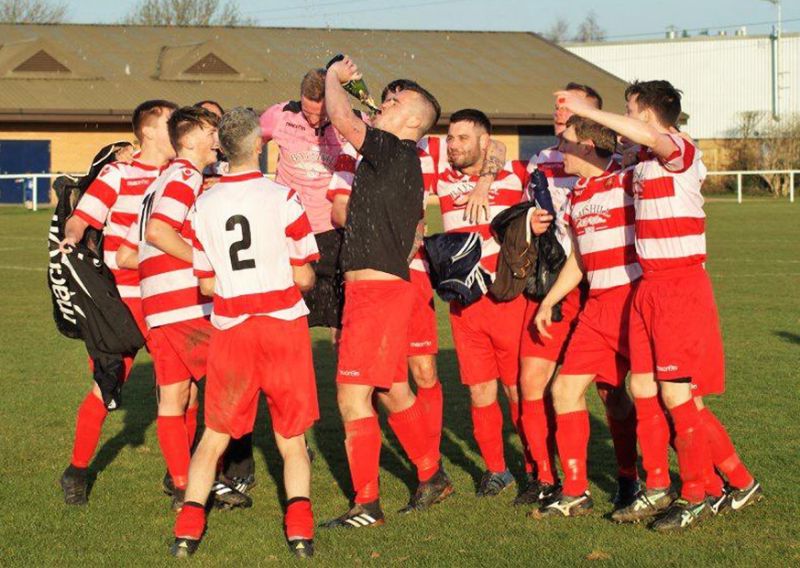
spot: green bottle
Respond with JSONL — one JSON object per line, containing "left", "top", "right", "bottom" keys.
{"left": 326, "top": 54, "right": 379, "bottom": 114}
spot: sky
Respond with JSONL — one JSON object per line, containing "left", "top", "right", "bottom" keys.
{"left": 65, "top": 0, "right": 800, "bottom": 40}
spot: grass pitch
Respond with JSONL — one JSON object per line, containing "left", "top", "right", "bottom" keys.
{"left": 0, "top": 201, "right": 798, "bottom": 566}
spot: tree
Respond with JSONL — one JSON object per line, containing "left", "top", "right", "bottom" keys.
{"left": 0, "top": 0, "right": 67, "bottom": 23}
{"left": 123, "top": 0, "right": 255, "bottom": 26}
{"left": 573, "top": 11, "right": 606, "bottom": 43}
{"left": 725, "top": 111, "right": 800, "bottom": 197}
{"left": 542, "top": 17, "right": 570, "bottom": 44}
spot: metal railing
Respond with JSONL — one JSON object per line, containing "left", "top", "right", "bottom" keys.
{"left": 705, "top": 169, "right": 797, "bottom": 204}
{"left": 0, "top": 173, "right": 82, "bottom": 212}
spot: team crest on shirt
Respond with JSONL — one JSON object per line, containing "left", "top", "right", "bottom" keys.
{"left": 182, "top": 169, "right": 193, "bottom": 181}
{"left": 98, "top": 164, "right": 114, "bottom": 179}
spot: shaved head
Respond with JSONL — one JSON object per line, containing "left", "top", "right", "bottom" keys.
{"left": 408, "top": 90, "right": 438, "bottom": 134}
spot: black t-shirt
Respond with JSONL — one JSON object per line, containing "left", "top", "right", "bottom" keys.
{"left": 340, "top": 126, "right": 424, "bottom": 280}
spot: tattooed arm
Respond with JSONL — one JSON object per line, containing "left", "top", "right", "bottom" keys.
{"left": 455, "top": 139, "right": 506, "bottom": 223}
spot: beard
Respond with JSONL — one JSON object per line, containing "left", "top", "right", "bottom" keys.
{"left": 447, "top": 148, "right": 480, "bottom": 170}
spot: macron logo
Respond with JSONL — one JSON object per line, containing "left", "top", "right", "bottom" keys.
{"left": 339, "top": 369, "right": 361, "bottom": 377}
{"left": 656, "top": 364, "right": 679, "bottom": 373}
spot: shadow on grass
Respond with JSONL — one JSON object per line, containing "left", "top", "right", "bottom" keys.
{"left": 90, "top": 361, "right": 157, "bottom": 487}
{"left": 223, "top": 337, "right": 662, "bottom": 507}
{"left": 774, "top": 331, "right": 800, "bottom": 345}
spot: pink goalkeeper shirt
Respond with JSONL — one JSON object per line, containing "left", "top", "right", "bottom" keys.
{"left": 261, "top": 100, "right": 365, "bottom": 235}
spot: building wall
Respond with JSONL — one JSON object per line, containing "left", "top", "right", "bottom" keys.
{"left": 566, "top": 34, "right": 800, "bottom": 140}
{"left": 0, "top": 124, "right": 134, "bottom": 174}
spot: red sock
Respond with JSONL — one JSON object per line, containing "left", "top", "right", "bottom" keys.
{"left": 388, "top": 399, "right": 440, "bottom": 482}
{"left": 699, "top": 407, "right": 754, "bottom": 490}
{"left": 605, "top": 407, "right": 639, "bottom": 480}
{"left": 556, "top": 410, "right": 590, "bottom": 496}
{"left": 285, "top": 497, "right": 314, "bottom": 540}
{"left": 185, "top": 404, "right": 199, "bottom": 449}
{"left": 174, "top": 501, "right": 206, "bottom": 539}
{"left": 521, "top": 399, "right": 556, "bottom": 484}
{"left": 344, "top": 416, "right": 382, "bottom": 503}
{"left": 416, "top": 382, "right": 443, "bottom": 453}
{"left": 509, "top": 401, "right": 533, "bottom": 474}
{"left": 669, "top": 400, "right": 710, "bottom": 503}
{"left": 703, "top": 452, "right": 725, "bottom": 498}
{"left": 471, "top": 402, "right": 505, "bottom": 473}
{"left": 634, "top": 397, "right": 671, "bottom": 489}
{"left": 157, "top": 415, "right": 191, "bottom": 489}
{"left": 70, "top": 392, "right": 109, "bottom": 468}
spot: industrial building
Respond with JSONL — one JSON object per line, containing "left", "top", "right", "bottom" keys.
{"left": 566, "top": 30, "right": 800, "bottom": 169}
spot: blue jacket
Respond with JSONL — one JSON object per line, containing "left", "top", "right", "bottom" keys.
{"left": 423, "top": 232, "right": 491, "bottom": 307}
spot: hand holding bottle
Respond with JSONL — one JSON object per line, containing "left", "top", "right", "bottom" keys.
{"left": 327, "top": 54, "right": 362, "bottom": 84}
{"left": 326, "top": 54, "right": 379, "bottom": 113}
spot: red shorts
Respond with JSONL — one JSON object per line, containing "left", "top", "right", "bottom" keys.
{"left": 205, "top": 316, "right": 318, "bottom": 439}
{"left": 86, "top": 297, "right": 147, "bottom": 383}
{"left": 521, "top": 287, "right": 584, "bottom": 362}
{"left": 407, "top": 270, "right": 438, "bottom": 356}
{"left": 149, "top": 317, "right": 213, "bottom": 386}
{"left": 337, "top": 280, "right": 416, "bottom": 389}
{"left": 560, "top": 284, "right": 635, "bottom": 388}
{"left": 449, "top": 294, "right": 527, "bottom": 387}
{"left": 629, "top": 265, "right": 725, "bottom": 396}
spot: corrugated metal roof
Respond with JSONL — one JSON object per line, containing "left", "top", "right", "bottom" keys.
{"left": 0, "top": 24, "right": 629, "bottom": 124}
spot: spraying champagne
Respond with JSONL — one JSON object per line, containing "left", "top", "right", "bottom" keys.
{"left": 326, "top": 54, "right": 379, "bottom": 114}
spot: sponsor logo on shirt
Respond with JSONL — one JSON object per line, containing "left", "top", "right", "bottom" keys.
{"left": 656, "top": 364, "right": 679, "bottom": 373}
{"left": 446, "top": 177, "right": 498, "bottom": 203}
{"left": 338, "top": 369, "right": 361, "bottom": 377}
{"left": 574, "top": 203, "right": 611, "bottom": 233}
{"left": 289, "top": 146, "right": 339, "bottom": 178}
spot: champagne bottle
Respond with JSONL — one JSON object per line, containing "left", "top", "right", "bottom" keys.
{"left": 325, "top": 54, "right": 379, "bottom": 113}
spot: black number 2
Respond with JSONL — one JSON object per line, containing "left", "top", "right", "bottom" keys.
{"left": 226, "top": 215, "right": 256, "bottom": 271}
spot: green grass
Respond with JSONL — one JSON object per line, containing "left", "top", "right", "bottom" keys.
{"left": 0, "top": 202, "right": 798, "bottom": 566}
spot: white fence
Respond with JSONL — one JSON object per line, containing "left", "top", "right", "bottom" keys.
{"left": 705, "top": 169, "right": 797, "bottom": 204}
{"left": 0, "top": 173, "right": 81, "bottom": 212}
{"left": 1, "top": 169, "right": 798, "bottom": 211}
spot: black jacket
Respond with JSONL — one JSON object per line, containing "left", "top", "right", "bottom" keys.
{"left": 60, "top": 245, "right": 146, "bottom": 410}
{"left": 490, "top": 169, "right": 568, "bottom": 319}
{"left": 47, "top": 142, "right": 144, "bottom": 410}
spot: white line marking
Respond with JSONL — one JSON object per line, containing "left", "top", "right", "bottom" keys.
{"left": 0, "top": 265, "right": 46, "bottom": 272}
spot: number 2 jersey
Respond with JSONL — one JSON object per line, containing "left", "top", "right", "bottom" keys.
{"left": 191, "top": 171, "right": 320, "bottom": 330}
{"left": 123, "top": 159, "right": 212, "bottom": 329}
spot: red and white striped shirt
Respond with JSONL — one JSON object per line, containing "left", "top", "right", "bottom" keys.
{"left": 73, "top": 159, "right": 161, "bottom": 298}
{"left": 124, "top": 159, "right": 212, "bottom": 328}
{"left": 565, "top": 164, "right": 642, "bottom": 295}
{"left": 632, "top": 134, "right": 708, "bottom": 272}
{"left": 326, "top": 139, "right": 438, "bottom": 273}
{"left": 192, "top": 171, "right": 320, "bottom": 330}
{"left": 431, "top": 157, "right": 530, "bottom": 278}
